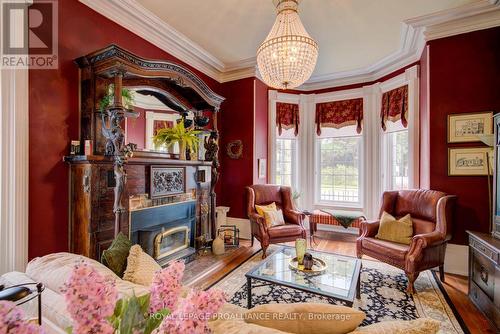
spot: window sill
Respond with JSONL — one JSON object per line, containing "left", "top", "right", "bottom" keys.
{"left": 313, "top": 203, "right": 364, "bottom": 215}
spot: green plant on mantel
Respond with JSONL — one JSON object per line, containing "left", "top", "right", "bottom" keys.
{"left": 153, "top": 121, "right": 201, "bottom": 160}
{"left": 99, "top": 84, "right": 135, "bottom": 112}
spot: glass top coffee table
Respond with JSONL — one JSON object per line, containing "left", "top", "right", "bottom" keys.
{"left": 245, "top": 246, "right": 362, "bottom": 308}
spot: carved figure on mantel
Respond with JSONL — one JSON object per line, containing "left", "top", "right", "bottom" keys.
{"left": 204, "top": 131, "right": 219, "bottom": 162}
{"left": 102, "top": 105, "right": 136, "bottom": 214}
{"left": 113, "top": 163, "right": 126, "bottom": 213}
{"left": 210, "top": 158, "right": 220, "bottom": 197}
{"left": 113, "top": 143, "right": 136, "bottom": 213}
{"left": 101, "top": 110, "right": 125, "bottom": 156}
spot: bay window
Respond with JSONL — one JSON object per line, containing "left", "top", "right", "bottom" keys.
{"left": 316, "top": 126, "right": 362, "bottom": 207}
{"left": 269, "top": 65, "right": 419, "bottom": 219}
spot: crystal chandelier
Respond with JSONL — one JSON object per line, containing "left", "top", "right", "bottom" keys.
{"left": 257, "top": 0, "right": 318, "bottom": 90}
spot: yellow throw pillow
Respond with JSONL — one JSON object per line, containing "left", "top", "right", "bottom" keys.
{"left": 375, "top": 211, "right": 413, "bottom": 245}
{"left": 348, "top": 318, "right": 441, "bottom": 334}
{"left": 210, "top": 303, "right": 288, "bottom": 334}
{"left": 123, "top": 244, "right": 161, "bottom": 286}
{"left": 256, "top": 203, "right": 278, "bottom": 227}
{"left": 264, "top": 209, "right": 286, "bottom": 227}
{"left": 255, "top": 202, "right": 277, "bottom": 216}
{"left": 244, "top": 303, "right": 365, "bottom": 334}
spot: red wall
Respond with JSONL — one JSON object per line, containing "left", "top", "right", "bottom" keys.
{"left": 426, "top": 27, "right": 500, "bottom": 244}
{"left": 28, "top": 0, "right": 222, "bottom": 259}
{"left": 218, "top": 78, "right": 256, "bottom": 219}
{"left": 127, "top": 106, "right": 146, "bottom": 149}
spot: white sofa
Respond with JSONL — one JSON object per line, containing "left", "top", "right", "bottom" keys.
{"left": 1, "top": 253, "right": 149, "bottom": 333}
{"left": 0, "top": 252, "right": 287, "bottom": 334}
{"left": 1, "top": 252, "right": 441, "bottom": 334}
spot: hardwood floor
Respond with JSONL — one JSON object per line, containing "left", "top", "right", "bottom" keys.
{"left": 189, "top": 230, "right": 496, "bottom": 333}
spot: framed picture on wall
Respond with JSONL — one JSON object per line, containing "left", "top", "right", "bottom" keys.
{"left": 447, "top": 111, "right": 493, "bottom": 143}
{"left": 150, "top": 166, "right": 186, "bottom": 198}
{"left": 258, "top": 159, "right": 267, "bottom": 179}
{"left": 448, "top": 147, "right": 493, "bottom": 176}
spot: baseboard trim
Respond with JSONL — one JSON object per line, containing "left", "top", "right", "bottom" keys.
{"left": 313, "top": 223, "right": 359, "bottom": 235}
{"left": 444, "top": 244, "right": 468, "bottom": 276}
{"left": 226, "top": 217, "right": 251, "bottom": 240}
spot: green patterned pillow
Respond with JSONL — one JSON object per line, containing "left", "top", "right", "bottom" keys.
{"left": 101, "top": 232, "right": 133, "bottom": 277}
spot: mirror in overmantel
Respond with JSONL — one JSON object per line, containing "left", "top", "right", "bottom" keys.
{"left": 124, "top": 88, "right": 213, "bottom": 160}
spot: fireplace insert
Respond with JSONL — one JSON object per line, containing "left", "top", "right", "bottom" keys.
{"left": 139, "top": 226, "right": 190, "bottom": 261}
{"left": 130, "top": 200, "right": 196, "bottom": 265}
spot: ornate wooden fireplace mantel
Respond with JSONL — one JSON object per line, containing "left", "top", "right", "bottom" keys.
{"left": 65, "top": 45, "right": 225, "bottom": 261}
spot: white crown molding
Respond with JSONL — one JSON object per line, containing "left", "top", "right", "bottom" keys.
{"left": 423, "top": 7, "right": 500, "bottom": 40}
{"left": 80, "top": 0, "right": 500, "bottom": 88}
{"left": 219, "top": 66, "right": 258, "bottom": 83}
{"left": 79, "top": 0, "right": 225, "bottom": 81}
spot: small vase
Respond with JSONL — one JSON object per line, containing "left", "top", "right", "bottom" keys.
{"left": 212, "top": 232, "right": 225, "bottom": 255}
{"left": 179, "top": 141, "right": 186, "bottom": 160}
{"left": 295, "top": 238, "right": 306, "bottom": 265}
{"left": 303, "top": 253, "right": 314, "bottom": 270}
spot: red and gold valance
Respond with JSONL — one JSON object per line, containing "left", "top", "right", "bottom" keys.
{"left": 315, "top": 98, "right": 363, "bottom": 135}
{"left": 381, "top": 85, "right": 408, "bottom": 130}
{"left": 276, "top": 102, "right": 300, "bottom": 136}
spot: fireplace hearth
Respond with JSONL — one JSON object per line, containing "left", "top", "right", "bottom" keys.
{"left": 130, "top": 200, "right": 196, "bottom": 266}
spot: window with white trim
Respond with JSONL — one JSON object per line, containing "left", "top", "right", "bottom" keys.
{"left": 383, "top": 120, "right": 409, "bottom": 190}
{"left": 316, "top": 126, "right": 362, "bottom": 207}
{"left": 275, "top": 127, "right": 298, "bottom": 187}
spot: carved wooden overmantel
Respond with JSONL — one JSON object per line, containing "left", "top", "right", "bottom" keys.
{"left": 65, "top": 45, "right": 224, "bottom": 260}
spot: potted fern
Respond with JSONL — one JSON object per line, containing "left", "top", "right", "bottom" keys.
{"left": 99, "top": 84, "right": 135, "bottom": 112}
{"left": 153, "top": 121, "right": 201, "bottom": 160}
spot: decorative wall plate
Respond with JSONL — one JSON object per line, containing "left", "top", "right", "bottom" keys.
{"left": 150, "top": 166, "right": 186, "bottom": 198}
{"left": 226, "top": 140, "right": 243, "bottom": 159}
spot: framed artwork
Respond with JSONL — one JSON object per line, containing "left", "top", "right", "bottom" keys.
{"left": 448, "top": 147, "right": 493, "bottom": 176}
{"left": 258, "top": 158, "right": 267, "bottom": 179}
{"left": 448, "top": 112, "right": 493, "bottom": 143}
{"left": 150, "top": 166, "right": 186, "bottom": 198}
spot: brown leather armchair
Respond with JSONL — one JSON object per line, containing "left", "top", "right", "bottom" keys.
{"left": 246, "top": 185, "right": 306, "bottom": 258}
{"left": 356, "top": 189, "right": 456, "bottom": 293}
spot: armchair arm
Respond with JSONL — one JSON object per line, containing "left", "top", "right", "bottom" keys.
{"left": 407, "top": 231, "right": 446, "bottom": 262}
{"left": 284, "top": 209, "right": 305, "bottom": 226}
{"left": 248, "top": 212, "right": 268, "bottom": 232}
{"left": 412, "top": 231, "right": 446, "bottom": 248}
{"left": 436, "top": 195, "right": 457, "bottom": 239}
{"left": 358, "top": 220, "right": 380, "bottom": 238}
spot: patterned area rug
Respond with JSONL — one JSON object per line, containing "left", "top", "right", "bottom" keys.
{"left": 211, "top": 247, "right": 468, "bottom": 334}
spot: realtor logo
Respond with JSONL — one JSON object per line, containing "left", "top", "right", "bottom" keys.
{"left": 1, "top": 0, "right": 58, "bottom": 69}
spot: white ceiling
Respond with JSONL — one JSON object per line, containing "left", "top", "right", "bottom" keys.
{"left": 136, "top": 0, "right": 476, "bottom": 78}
